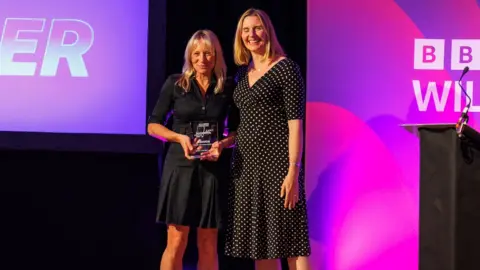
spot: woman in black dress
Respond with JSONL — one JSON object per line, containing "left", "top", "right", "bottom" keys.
{"left": 224, "top": 8, "right": 311, "bottom": 270}
{"left": 147, "top": 29, "right": 239, "bottom": 270}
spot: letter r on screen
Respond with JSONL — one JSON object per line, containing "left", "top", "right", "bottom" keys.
{"left": 40, "top": 19, "right": 94, "bottom": 77}
{"left": 414, "top": 39, "right": 444, "bottom": 70}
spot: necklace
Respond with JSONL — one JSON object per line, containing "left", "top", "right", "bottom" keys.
{"left": 250, "top": 60, "right": 271, "bottom": 72}
{"left": 250, "top": 64, "right": 262, "bottom": 72}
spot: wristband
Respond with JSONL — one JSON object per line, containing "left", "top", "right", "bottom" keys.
{"left": 289, "top": 162, "right": 302, "bottom": 168}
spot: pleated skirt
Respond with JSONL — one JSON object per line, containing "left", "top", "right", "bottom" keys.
{"left": 156, "top": 143, "right": 229, "bottom": 229}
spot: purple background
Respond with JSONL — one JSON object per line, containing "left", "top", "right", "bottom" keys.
{"left": 0, "top": 0, "right": 148, "bottom": 134}
{"left": 306, "top": 0, "right": 480, "bottom": 269}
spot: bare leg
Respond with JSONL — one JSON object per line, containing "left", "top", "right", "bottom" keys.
{"left": 159, "top": 225, "right": 189, "bottom": 270}
{"left": 197, "top": 228, "right": 219, "bottom": 270}
{"left": 255, "top": 259, "right": 282, "bottom": 270}
{"left": 287, "top": 256, "right": 311, "bottom": 270}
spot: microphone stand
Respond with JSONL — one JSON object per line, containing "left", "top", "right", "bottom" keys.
{"left": 456, "top": 66, "right": 471, "bottom": 138}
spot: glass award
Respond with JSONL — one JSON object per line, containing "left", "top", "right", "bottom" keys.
{"left": 191, "top": 121, "right": 218, "bottom": 159}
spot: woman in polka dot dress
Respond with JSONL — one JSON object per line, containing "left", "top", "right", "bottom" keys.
{"left": 224, "top": 8, "right": 311, "bottom": 270}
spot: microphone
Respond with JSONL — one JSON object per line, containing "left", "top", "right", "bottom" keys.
{"left": 456, "top": 66, "right": 471, "bottom": 137}
{"left": 460, "top": 65, "right": 470, "bottom": 80}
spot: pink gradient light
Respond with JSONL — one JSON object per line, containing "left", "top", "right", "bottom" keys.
{"left": 306, "top": 103, "right": 417, "bottom": 270}
{"left": 306, "top": 0, "right": 480, "bottom": 268}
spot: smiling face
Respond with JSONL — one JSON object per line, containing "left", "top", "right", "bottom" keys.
{"left": 191, "top": 39, "right": 215, "bottom": 76}
{"left": 241, "top": 15, "right": 267, "bottom": 55}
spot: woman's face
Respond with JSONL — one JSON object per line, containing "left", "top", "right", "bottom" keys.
{"left": 191, "top": 40, "right": 215, "bottom": 76}
{"left": 241, "top": 15, "right": 267, "bottom": 54}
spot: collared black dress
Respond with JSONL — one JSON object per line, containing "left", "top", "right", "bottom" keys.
{"left": 148, "top": 74, "right": 239, "bottom": 229}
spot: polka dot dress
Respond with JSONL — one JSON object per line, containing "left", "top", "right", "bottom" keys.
{"left": 224, "top": 58, "right": 311, "bottom": 260}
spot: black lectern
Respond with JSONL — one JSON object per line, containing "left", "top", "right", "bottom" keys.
{"left": 403, "top": 123, "right": 480, "bottom": 270}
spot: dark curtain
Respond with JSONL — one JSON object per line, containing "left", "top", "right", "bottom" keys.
{"left": 165, "top": 0, "right": 306, "bottom": 79}
{"left": 0, "top": 1, "right": 306, "bottom": 270}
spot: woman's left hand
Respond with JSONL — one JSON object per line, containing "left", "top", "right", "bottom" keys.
{"left": 200, "top": 141, "right": 224, "bottom": 161}
{"left": 280, "top": 170, "right": 299, "bottom": 210}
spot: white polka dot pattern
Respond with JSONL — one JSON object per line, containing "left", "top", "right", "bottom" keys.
{"left": 224, "top": 58, "right": 311, "bottom": 260}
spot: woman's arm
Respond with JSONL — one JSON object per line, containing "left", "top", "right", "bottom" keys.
{"left": 280, "top": 59, "right": 306, "bottom": 209}
{"left": 147, "top": 75, "right": 195, "bottom": 158}
{"left": 282, "top": 60, "right": 306, "bottom": 171}
{"left": 147, "top": 123, "right": 182, "bottom": 143}
{"left": 219, "top": 131, "right": 237, "bottom": 149}
{"left": 287, "top": 120, "right": 303, "bottom": 173}
{"left": 147, "top": 75, "right": 181, "bottom": 144}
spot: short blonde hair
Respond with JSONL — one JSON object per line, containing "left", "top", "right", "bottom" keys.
{"left": 177, "top": 30, "right": 227, "bottom": 94}
{"left": 233, "top": 8, "right": 285, "bottom": 66}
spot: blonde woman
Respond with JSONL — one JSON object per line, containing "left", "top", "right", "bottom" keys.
{"left": 225, "top": 8, "right": 311, "bottom": 270}
{"left": 147, "top": 29, "right": 239, "bottom": 270}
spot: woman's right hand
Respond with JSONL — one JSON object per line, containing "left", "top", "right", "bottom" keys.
{"left": 176, "top": 134, "right": 197, "bottom": 160}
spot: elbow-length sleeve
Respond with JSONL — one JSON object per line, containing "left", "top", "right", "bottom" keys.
{"left": 281, "top": 60, "right": 306, "bottom": 121}
{"left": 148, "top": 75, "right": 176, "bottom": 125}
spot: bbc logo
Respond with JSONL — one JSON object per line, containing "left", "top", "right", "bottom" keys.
{"left": 414, "top": 39, "right": 480, "bottom": 70}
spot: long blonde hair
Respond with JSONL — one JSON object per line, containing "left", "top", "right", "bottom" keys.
{"left": 176, "top": 30, "right": 227, "bottom": 93}
{"left": 233, "top": 8, "right": 285, "bottom": 66}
